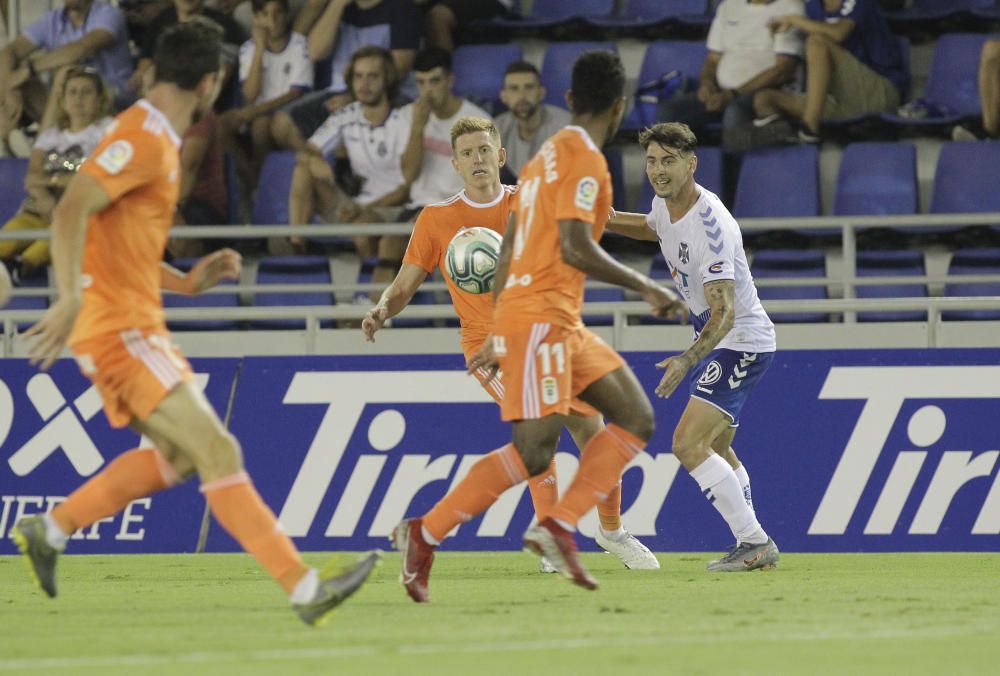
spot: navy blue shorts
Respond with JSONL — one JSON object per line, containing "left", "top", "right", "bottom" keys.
{"left": 688, "top": 349, "right": 774, "bottom": 426}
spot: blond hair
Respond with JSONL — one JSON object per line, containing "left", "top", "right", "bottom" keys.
{"left": 450, "top": 116, "right": 501, "bottom": 150}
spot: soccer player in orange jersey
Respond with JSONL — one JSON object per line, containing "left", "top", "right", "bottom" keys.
{"left": 391, "top": 52, "right": 686, "bottom": 596}
{"left": 362, "top": 117, "right": 659, "bottom": 598}
{"left": 11, "top": 22, "right": 378, "bottom": 627}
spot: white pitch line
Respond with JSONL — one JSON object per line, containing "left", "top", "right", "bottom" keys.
{"left": 0, "top": 627, "right": 988, "bottom": 671}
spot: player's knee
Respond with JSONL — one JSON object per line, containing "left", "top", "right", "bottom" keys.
{"left": 202, "top": 429, "right": 244, "bottom": 478}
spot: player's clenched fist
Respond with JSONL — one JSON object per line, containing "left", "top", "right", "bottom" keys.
{"left": 189, "top": 248, "right": 242, "bottom": 294}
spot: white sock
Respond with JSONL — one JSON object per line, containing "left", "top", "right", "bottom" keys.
{"left": 734, "top": 464, "right": 754, "bottom": 512}
{"left": 288, "top": 568, "right": 319, "bottom": 605}
{"left": 600, "top": 526, "right": 627, "bottom": 542}
{"left": 42, "top": 514, "right": 68, "bottom": 551}
{"left": 420, "top": 525, "right": 440, "bottom": 546}
{"left": 690, "top": 455, "right": 768, "bottom": 545}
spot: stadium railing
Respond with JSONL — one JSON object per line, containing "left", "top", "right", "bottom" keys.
{"left": 1, "top": 213, "right": 999, "bottom": 355}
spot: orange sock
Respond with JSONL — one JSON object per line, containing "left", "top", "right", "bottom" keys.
{"left": 52, "top": 448, "right": 180, "bottom": 535}
{"left": 549, "top": 424, "right": 645, "bottom": 529}
{"left": 423, "top": 443, "right": 528, "bottom": 543}
{"left": 597, "top": 480, "right": 623, "bottom": 532}
{"left": 526, "top": 458, "right": 558, "bottom": 522}
{"left": 202, "top": 472, "right": 308, "bottom": 594}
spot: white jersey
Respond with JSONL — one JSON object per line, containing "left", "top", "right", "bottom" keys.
{"left": 646, "top": 185, "right": 776, "bottom": 353}
{"left": 238, "top": 32, "right": 313, "bottom": 105}
{"left": 36, "top": 117, "right": 114, "bottom": 168}
{"left": 399, "top": 98, "right": 492, "bottom": 209}
{"left": 707, "top": 0, "right": 805, "bottom": 91}
{"left": 309, "top": 102, "right": 410, "bottom": 205}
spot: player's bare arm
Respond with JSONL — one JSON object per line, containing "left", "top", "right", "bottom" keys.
{"left": 362, "top": 263, "right": 429, "bottom": 342}
{"left": 491, "top": 212, "right": 517, "bottom": 303}
{"left": 558, "top": 218, "right": 684, "bottom": 318}
{"left": 655, "top": 279, "right": 735, "bottom": 398}
{"left": 605, "top": 210, "right": 659, "bottom": 242}
{"left": 24, "top": 172, "right": 110, "bottom": 370}
{"left": 160, "top": 249, "right": 242, "bottom": 296}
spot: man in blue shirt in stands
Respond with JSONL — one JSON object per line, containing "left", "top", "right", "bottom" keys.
{"left": 737, "top": 0, "right": 905, "bottom": 147}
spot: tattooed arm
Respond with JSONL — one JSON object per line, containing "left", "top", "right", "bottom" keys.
{"left": 654, "top": 279, "right": 735, "bottom": 398}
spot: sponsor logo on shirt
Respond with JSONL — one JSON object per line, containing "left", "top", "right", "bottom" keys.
{"left": 708, "top": 261, "right": 724, "bottom": 274}
{"left": 95, "top": 140, "right": 133, "bottom": 175}
{"left": 574, "top": 176, "right": 598, "bottom": 211}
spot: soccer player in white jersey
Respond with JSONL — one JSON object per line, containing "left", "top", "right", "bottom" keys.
{"left": 606, "top": 122, "right": 780, "bottom": 572}
{"left": 286, "top": 45, "right": 410, "bottom": 296}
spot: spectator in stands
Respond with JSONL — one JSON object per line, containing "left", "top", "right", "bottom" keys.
{"left": 954, "top": 39, "right": 1000, "bottom": 142}
{"left": 169, "top": 110, "right": 229, "bottom": 257}
{"left": 745, "top": 0, "right": 905, "bottom": 146}
{"left": 204, "top": 0, "right": 307, "bottom": 34}
{"left": 0, "top": 66, "right": 112, "bottom": 282}
{"left": 400, "top": 48, "right": 492, "bottom": 214}
{"left": 419, "top": 0, "right": 514, "bottom": 53}
{"left": 270, "top": 0, "right": 421, "bottom": 152}
{"left": 0, "top": 0, "right": 132, "bottom": 148}
{"left": 285, "top": 46, "right": 410, "bottom": 298}
{"left": 495, "top": 61, "right": 570, "bottom": 179}
{"left": 218, "top": 0, "right": 313, "bottom": 200}
{"left": 658, "top": 0, "right": 803, "bottom": 148}
{"left": 129, "top": 0, "right": 244, "bottom": 105}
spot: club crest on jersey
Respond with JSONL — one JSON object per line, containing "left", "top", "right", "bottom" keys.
{"left": 574, "top": 176, "right": 598, "bottom": 211}
{"left": 95, "top": 140, "right": 133, "bottom": 175}
{"left": 708, "top": 261, "right": 724, "bottom": 274}
{"left": 678, "top": 242, "right": 690, "bottom": 264}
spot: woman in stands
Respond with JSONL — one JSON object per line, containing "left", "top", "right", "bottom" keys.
{"left": 0, "top": 66, "right": 113, "bottom": 283}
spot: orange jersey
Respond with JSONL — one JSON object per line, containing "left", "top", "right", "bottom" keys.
{"left": 69, "top": 100, "right": 181, "bottom": 345}
{"left": 495, "top": 126, "right": 612, "bottom": 328}
{"left": 402, "top": 185, "right": 516, "bottom": 354}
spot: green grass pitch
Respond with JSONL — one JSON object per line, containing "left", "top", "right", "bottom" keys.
{"left": 1, "top": 551, "right": 998, "bottom": 675}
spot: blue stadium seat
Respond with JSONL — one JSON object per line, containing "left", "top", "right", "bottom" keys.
{"left": 855, "top": 250, "right": 927, "bottom": 322}
{"left": 252, "top": 151, "right": 296, "bottom": 225}
{"left": 5, "top": 267, "right": 47, "bottom": 331}
{"left": 883, "top": 34, "right": 988, "bottom": 127}
{"left": 623, "top": 40, "right": 708, "bottom": 131}
{"left": 733, "top": 145, "right": 819, "bottom": 222}
{"left": 252, "top": 256, "right": 334, "bottom": 329}
{"left": 452, "top": 44, "right": 523, "bottom": 113}
{"left": 634, "top": 146, "right": 723, "bottom": 214}
{"left": 540, "top": 42, "right": 618, "bottom": 109}
{"left": 586, "top": 0, "right": 710, "bottom": 29}
{"left": 163, "top": 258, "right": 240, "bottom": 331}
{"left": 971, "top": 1, "right": 1000, "bottom": 19}
{"left": 584, "top": 285, "right": 625, "bottom": 326}
{"left": 834, "top": 142, "right": 917, "bottom": 218}
{"left": 885, "top": 0, "right": 977, "bottom": 22}
{"left": 944, "top": 248, "right": 1000, "bottom": 321}
{"left": 0, "top": 157, "right": 29, "bottom": 225}
{"left": 604, "top": 147, "right": 627, "bottom": 212}
{"left": 930, "top": 141, "right": 1000, "bottom": 233}
{"left": 490, "top": 0, "right": 615, "bottom": 29}
{"left": 751, "top": 249, "right": 829, "bottom": 323}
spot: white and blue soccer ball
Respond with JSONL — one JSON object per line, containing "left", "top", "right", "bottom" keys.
{"left": 445, "top": 226, "right": 503, "bottom": 295}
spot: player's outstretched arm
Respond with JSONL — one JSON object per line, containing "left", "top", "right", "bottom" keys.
{"left": 605, "top": 209, "right": 659, "bottom": 242}
{"left": 558, "top": 218, "right": 685, "bottom": 318}
{"left": 492, "top": 213, "right": 517, "bottom": 302}
{"left": 362, "top": 263, "right": 428, "bottom": 342}
{"left": 655, "top": 279, "right": 735, "bottom": 398}
{"left": 24, "top": 173, "right": 110, "bottom": 370}
{"left": 160, "top": 248, "right": 242, "bottom": 296}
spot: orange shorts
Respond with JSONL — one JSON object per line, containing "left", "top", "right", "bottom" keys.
{"left": 71, "top": 328, "right": 194, "bottom": 428}
{"left": 493, "top": 323, "right": 624, "bottom": 422}
{"left": 465, "top": 341, "right": 600, "bottom": 417}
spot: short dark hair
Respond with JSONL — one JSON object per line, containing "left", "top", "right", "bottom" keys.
{"left": 639, "top": 122, "right": 698, "bottom": 155}
{"left": 153, "top": 21, "right": 222, "bottom": 90}
{"left": 413, "top": 47, "right": 452, "bottom": 74}
{"left": 570, "top": 50, "right": 625, "bottom": 116}
{"left": 503, "top": 60, "right": 540, "bottom": 80}
{"left": 345, "top": 45, "right": 400, "bottom": 101}
{"left": 251, "top": 0, "right": 288, "bottom": 12}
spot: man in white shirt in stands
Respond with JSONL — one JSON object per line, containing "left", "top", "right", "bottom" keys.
{"left": 399, "top": 47, "right": 492, "bottom": 217}
{"left": 657, "top": 0, "right": 803, "bottom": 147}
{"left": 286, "top": 45, "right": 410, "bottom": 294}
{"left": 219, "top": 0, "right": 313, "bottom": 196}
{"left": 494, "top": 60, "right": 570, "bottom": 180}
